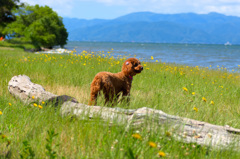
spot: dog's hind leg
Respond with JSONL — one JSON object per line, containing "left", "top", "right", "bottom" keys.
{"left": 88, "top": 76, "right": 102, "bottom": 105}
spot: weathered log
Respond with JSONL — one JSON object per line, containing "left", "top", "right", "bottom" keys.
{"left": 8, "top": 75, "right": 77, "bottom": 105}
{"left": 8, "top": 75, "right": 240, "bottom": 149}
{"left": 8, "top": 75, "right": 57, "bottom": 104}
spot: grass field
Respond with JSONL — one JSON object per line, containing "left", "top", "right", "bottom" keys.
{"left": 0, "top": 45, "right": 240, "bottom": 158}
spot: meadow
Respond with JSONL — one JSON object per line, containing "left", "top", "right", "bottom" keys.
{"left": 0, "top": 45, "right": 240, "bottom": 158}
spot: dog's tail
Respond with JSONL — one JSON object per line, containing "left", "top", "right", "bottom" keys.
{"left": 88, "top": 75, "right": 102, "bottom": 105}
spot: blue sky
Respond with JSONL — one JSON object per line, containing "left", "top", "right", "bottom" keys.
{"left": 21, "top": 0, "right": 240, "bottom": 19}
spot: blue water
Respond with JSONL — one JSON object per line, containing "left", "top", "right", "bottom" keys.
{"left": 66, "top": 41, "right": 240, "bottom": 71}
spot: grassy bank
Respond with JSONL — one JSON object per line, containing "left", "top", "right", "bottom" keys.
{"left": 0, "top": 39, "right": 35, "bottom": 51}
{"left": 0, "top": 45, "right": 240, "bottom": 158}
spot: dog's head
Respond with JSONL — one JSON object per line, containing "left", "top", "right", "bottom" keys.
{"left": 122, "top": 58, "right": 143, "bottom": 76}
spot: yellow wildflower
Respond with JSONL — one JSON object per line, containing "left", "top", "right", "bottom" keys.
{"left": 202, "top": 97, "right": 207, "bottom": 102}
{"left": 210, "top": 101, "right": 214, "bottom": 105}
{"left": 42, "top": 101, "right": 45, "bottom": 104}
{"left": 207, "top": 133, "right": 212, "bottom": 138}
{"left": 194, "top": 135, "right": 201, "bottom": 139}
{"left": 33, "top": 103, "right": 38, "bottom": 107}
{"left": 151, "top": 56, "right": 154, "bottom": 60}
{"left": 192, "top": 92, "right": 195, "bottom": 95}
{"left": 165, "top": 131, "right": 171, "bottom": 137}
{"left": 132, "top": 133, "right": 142, "bottom": 140}
{"left": 158, "top": 151, "right": 166, "bottom": 157}
{"left": 38, "top": 105, "right": 43, "bottom": 109}
{"left": 0, "top": 111, "right": 2, "bottom": 115}
{"left": 148, "top": 141, "right": 157, "bottom": 148}
{"left": 156, "top": 60, "right": 159, "bottom": 62}
{"left": 9, "top": 103, "right": 12, "bottom": 106}
{"left": 32, "top": 96, "right": 35, "bottom": 99}
{"left": 182, "top": 87, "right": 188, "bottom": 92}
{"left": 193, "top": 107, "right": 198, "bottom": 112}
{"left": 2, "top": 134, "right": 7, "bottom": 139}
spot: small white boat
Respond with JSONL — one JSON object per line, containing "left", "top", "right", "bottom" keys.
{"left": 224, "top": 41, "right": 232, "bottom": 46}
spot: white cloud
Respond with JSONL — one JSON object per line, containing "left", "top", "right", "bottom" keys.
{"left": 20, "top": 0, "right": 240, "bottom": 18}
{"left": 21, "top": 0, "right": 74, "bottom": 17}
{"left": 89, "top": 0, "right": 240, "bottom": 16}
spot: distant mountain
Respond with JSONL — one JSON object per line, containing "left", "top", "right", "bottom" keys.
{"left": 63, "top": 12, "right": 240, "bottom": 44}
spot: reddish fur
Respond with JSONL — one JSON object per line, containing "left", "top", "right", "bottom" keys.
{"left": 88, "top": 58, "right": 143, "bottom": 106}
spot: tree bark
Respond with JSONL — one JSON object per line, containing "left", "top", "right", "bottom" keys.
{"left": 8, "top": 75, "right": 240, "bottom": 149}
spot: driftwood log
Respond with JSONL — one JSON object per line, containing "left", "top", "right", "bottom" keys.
{"left": 8, "top": 75, "right": 240, "bottom": 149}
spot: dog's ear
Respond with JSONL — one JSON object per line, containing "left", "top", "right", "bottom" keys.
{"left": 122, "top": 60, "right": 132, "bottom": 75}
{"left": 124, "top": 60, "right": 132, "bottom": 67}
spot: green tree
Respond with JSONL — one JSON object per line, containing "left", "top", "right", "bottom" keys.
{"left": 0, "top": 0, "right": 22, "bottom": 37}
{"left": 4, "top": 4, "right": 68, "bottom": 48}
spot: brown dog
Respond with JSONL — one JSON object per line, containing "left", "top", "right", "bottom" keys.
{"left": 88, "top": 58, "right": 143, "bottom": 106}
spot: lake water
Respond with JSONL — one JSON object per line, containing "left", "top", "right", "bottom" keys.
{"left": 65, "top": 41, "right": 240, "bottom": 71}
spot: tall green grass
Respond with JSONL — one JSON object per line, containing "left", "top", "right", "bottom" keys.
{"left": 0, "top": 46, "right": 240, "bottom": 158}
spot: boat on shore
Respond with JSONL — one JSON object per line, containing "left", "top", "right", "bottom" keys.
{"left": 35, "top": 48, "right": 73, "bottom": 54}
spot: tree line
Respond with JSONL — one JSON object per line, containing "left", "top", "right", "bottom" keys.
{"left": 0, "top": 0, "right": 68, "bottom": 49}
